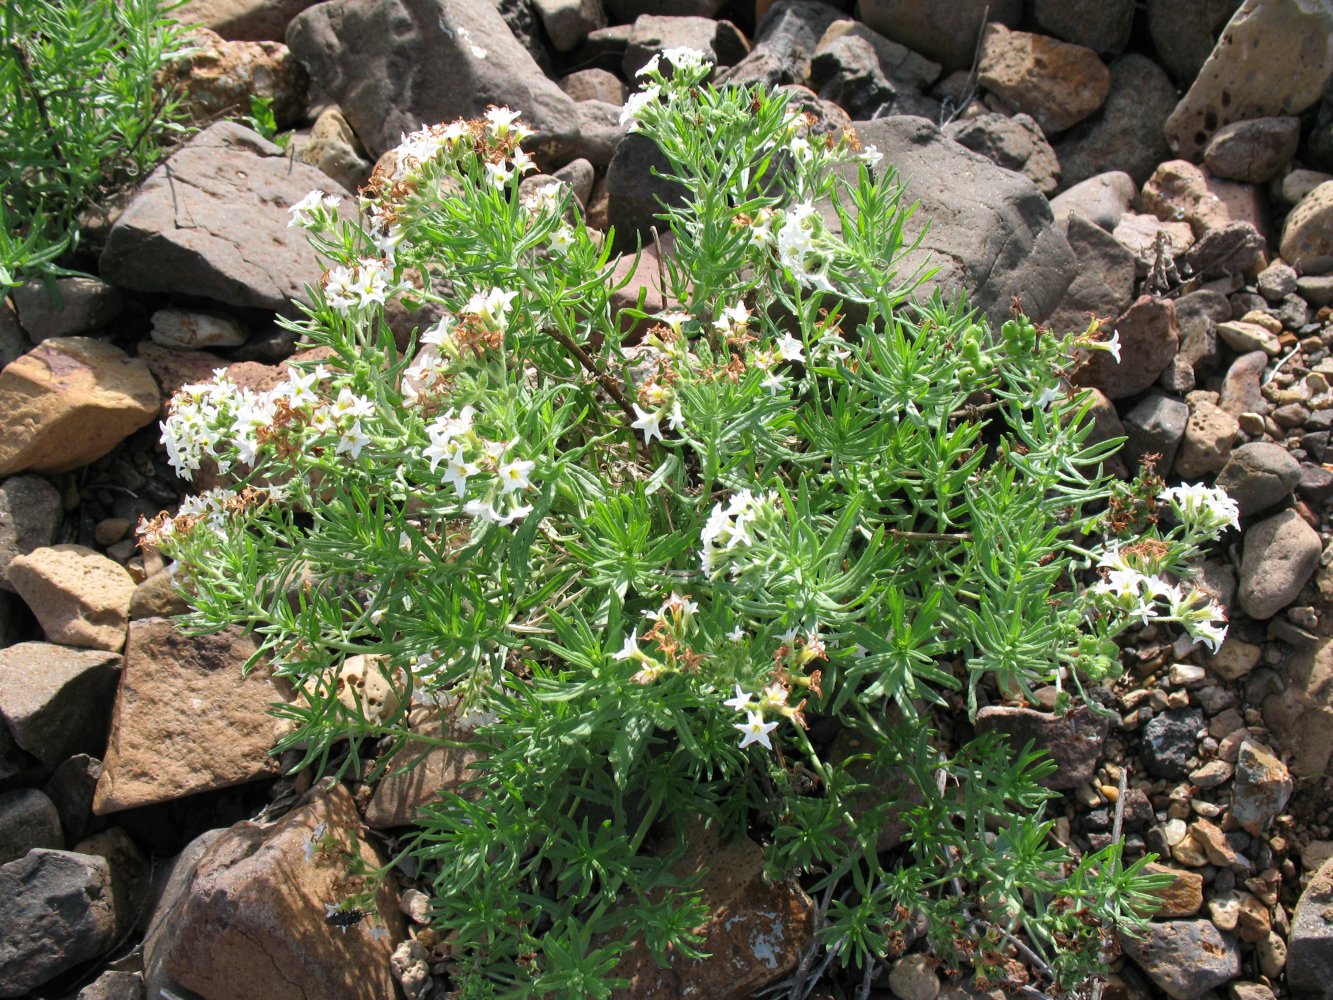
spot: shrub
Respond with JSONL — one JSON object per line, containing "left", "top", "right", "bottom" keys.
{"left": 0, "top": 0, "right": 190, "bottom": 287}
{"left": 144, "top": 51, "right": 1234, "bottom": 998}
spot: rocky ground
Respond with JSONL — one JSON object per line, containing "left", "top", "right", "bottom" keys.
{"left": 2, "top": 0, "right": 1333, "bottom": 998}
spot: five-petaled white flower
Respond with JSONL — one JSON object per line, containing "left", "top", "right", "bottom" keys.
{"left": 775, "top": 332, "right": 805, "bottom": 364}
{"left": 498, "top": 458, "right": 535, "bottom": 493}
{"left": 613, "top": 629, "right": 643, "bottom": 662}
{"left": 485, "top": 105, "right": 522, "bottom": 136}
{"left": 723, "top": 684, "right": 753, "bottom": 712}
{"left": 631, "top": 403, "right": 665, "bottom": 444}
{"left": 735, "top": 710, "right": 779, "bottom": 750}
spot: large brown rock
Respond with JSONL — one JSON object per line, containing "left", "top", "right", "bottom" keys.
{"left": 172, "top": 0, "right": 322, "bottom": 41}
{"left": 144, "top": 783, "right": 403, "bottom": 1000}
{"left": 1074, "top": 295, "right": 1179, "bottom": 400}
{"left": 161, "top": 27, "right": 308, "bottom": 129}
{"left": 0, "top": 338, "right": 160, "bottom": 477}
{"left": 93, "top": 619, "right": 288, "bottom": 814}
{"left": 1288, "top": 857, "right": 1333, "bottom": 996}
{"left": 1262, "top": 632, "right": 1333, "bottom": 778}
{"left": 1142, "top": 160, "right": 1267, "bottom": 239}
{"left": 365, "top": 711, "right": 484, "bottom": 828}
{"left": 101, "top": 122, "right": 350, "bottom": 312}
{"left": 1164, "top": 0, "right": 1333, "bottom": 160}
{"left": 6, "top": 545, "right": 135, "bottom": 652}
{"left": 977, "top": 24, "right": 1110, "bottom": 135}
{"left": 975, "top": 705, "right": 1109, "bottom": 789}
{"left": 0, "top": 642, "right": 121, "bottom": 766}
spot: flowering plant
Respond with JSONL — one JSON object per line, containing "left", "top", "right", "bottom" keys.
{"left": 145, "top": 52, "right": 1234, "bottom": 997}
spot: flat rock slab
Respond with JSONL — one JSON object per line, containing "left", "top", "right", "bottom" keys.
{"left": 1119, "top": 919, "right": 1240, "bottom": 998}
{"left": 835, "top": 116, "right": 1075, "bottom": 326}
{"left": 6, "top": 545, "right": 135, "bottom": 652}
{"left": 0, "top": 849, "right": 116, "bottom": 998}
{"left": 287, "top": 0, "right": 581, "bottom": 164}
{"left": 93, "top": 618, "right": 287, "bottom": 814}
{"left": 0, "top": 338, "right": 160, "bottom": 478}
{"left": 143, "top": 783, "right": 403, "bottom": 1000}
{"left": 0, "top": 642, "right": 121, "bottom": 766}
{"left": 101, "top": 121, "right": 349, "bottom": 313}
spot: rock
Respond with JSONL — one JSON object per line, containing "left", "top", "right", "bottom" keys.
{"left": 0, "top": 475, "right": 61, "bottom": 594}
{"left": 6, "top": 545, "right": 134, "bottom": 652}
{"left": 1257, "top": 261, "right": 1298, "bottom": 301}
{"left": 943, "top": 113, "right": 1060, "bottom": 195}
{"left": 161, "top": 27, "right": 307, "bottom": 129}
{"left": 44, "top": 756, "right": 103, "bottom": 845}
{"left": 365, "top": 713, "right": 484, "bottom": 829}
{"left": 1218, "top": 350, "right": 1267, "bottom": 419}
{"left": 0, "top": 300, "right": 25, "bottom": 370}
{"left": 1288, "top": 857, "right": 1333, "bottom": 996}
{"left": 150, "top": 308, "right": 247, "bottom": 350}
{"left": 1030, "top": 0, "right": 1134, "bottom": 58}
{"left": 1204, "top": 116, "right": 1301, "bottom": 184}
{"left": 1165, "top": 0, "right": 1333, "bottom": 161}
{"left": 606, "top": 825, "right": 813, "bottom": 999}
{"left": 1144, "top": 862, "right": 1204, "bottom": 917}
{"left": 1206, "top": 637, "right": 1262, "bottom": 681}
{"left": 817, "top": 21, "right": 941, "bottom": 92}
{"left": 1216, "top": 319, "right": 1279, "bottom": 355}
{"left": 1050, "top": 171, "right": 1136, "bottom": 231}
{"left": 1147, "top": 0, "right": 1241, "bottom": 82}
{"left": 975, "top": 705, "right": 1108, "bottom": 789}
{"left": 1300, "top": 273, "right": 1333, "bottom": 306}
{"left": 1229, "top": 982, "right": 1276, "bottom": 1000}
{"left": 858, "top": 0, "right": 1023, "bottom": 73}
{"left": 1175, "top": 395, "right": 1238, "bottom": 478}
{"left": 1119, "top": 919, "right": 1240, "bottom": 999}
{"left": 1238, "top": 509, "right": 1322, "bottom": 619}
{"left": 0, "top": 338, "right": 160, "bottom": 477}
{"left": 570, "top": 98, "right": 625, "bottom": 169}
{"left": 532, "top": 0, "right": 605, "bottom": 53}
{"left": 1180, "top": 222, "right": 1267, "bottom": 282}
{"left": 171, "top": 0, "right": 322, "bottom": 41}
{"left": 10, "top": 278, "right": 124, "bottom": 342}
{"left": 0, "top": 642, "right": 121, "bottom": 765}
{"left": 887, "top": 953, "right": 940, "bottom": 1000}
{"left": 1262, "top": 631, "right": 1333, "bottom": 777}
{"left": 1281, "top": 181, "right": 1333, "bottom": 277}
{"left": 717, "top": 0, "right": 845, "bottom": 89}
{"left": 809, "top": 28, "right": 942, "bottom": 121}
{"left": 136, "top": 342, "right": 287, "bottom": 402}
{"left": 77, "top": 970, "right": 145, "bottom": 1000}
{"left": 1114, "top": 213, "right": 1196, "bottom": 279}
{"left": 1215, "top": 443, "right": 1301, "bottom": 515}
{"left": 287, "top": 0, "right": 580, "bottom": 166}
{"left": 835, "top": 116, "right": 1076, "bottom": 326}
{"left": 1074, "top": 295, "right": 1178, "bottom": 399}
{"left": 623, "top": 15, "right": 749, "bottom": 79}
{"left": 1143, "top": 708, "right": 1203, "bottom": 780}
{"left": 143, "top": 783, "right": 403, "bottom": 1000}
{"left": 1047, "top": 214, "right": 1135, "bottom": 333}
{"left": 553, "top": 158, "right": 595, "bottom": 208}
{"left": 1142, "top": 160, "right": 1265, "bottom": 240}
{"left": 1122, "top": 392, "right": 1190, "bottom": 475}
{"left": 128, "top": 566, "right": 190, "bottom": 620}
{"left": 102, "top": 122, "right": 349, "bottom": 312}
{"left": 74, "top": 827, "right": 149, "bottom": 940}
{"left": 558, "top": 68, "right": 626, "bottom": 105}
{"left": 1231, "top": 740, "right": 1292, "bottom": 836}
{"left": 0, "top": 788, "right": 63, "bottom": 866}
{"left": 604, "top": 0, "right": 725, "bottom": 19}
{"left": 0, "top": 850, "right": 116, "bottom": 997}
{"left": 293, "top": 106, "right": 373, "bottom": 193}
{"left": 976, "top": 24, "right": 1110, "bottom": 136}
{"left": 605, "top": 132, "right": 685, "bottom": 251}
{"left": 93, "top": 619, "right": 287, "bottom": 814}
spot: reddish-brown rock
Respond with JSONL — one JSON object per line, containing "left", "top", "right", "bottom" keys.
{"left": 6, "top": 545, "right": 135, "bottom": 652}
{"left": 977, "top": 24, "right": 1110, "bottom": 135}
{"left": 1074, "top": 296, "right": 1179, "bottom": 400}
{"left": 365, "top": 710, "right": 484, "bottom": 829}
{"left": 1142, "top": 160, "right": 1267, "bottom": 240}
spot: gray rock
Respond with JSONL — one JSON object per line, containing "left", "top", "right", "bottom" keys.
{"left": 944, "top": 113, "right": 1060, "bottom": 195}
{"left": 571, "top": 99, "right": 626, "bottom": 169}
{"left": 1031, "top": 0, "right": 1134, "bottom": 58}
{"left": 858, "top": 0, "right": 1023, "bottom": 73}
{"left": 1204, "top": 116, "right": 1301, "bottom": 184}
{"left": 286, "top": 0, "right": 581, "bottom": 164}
{"left": 974, "top": 705, "right": 1108, "bottom": 789}
{"left": 493, "top": 0, "right": 554, "bottom": 76}
{"left": 0, "top": 642, "right": 122, "bottom": 767}
{"left": 1218, "top": 351, "right": 1270, "bottom": 419}
{"left": 1176, "top": 289, "right": 1230, "bottom": 375}
{"left": 1257, "top": 261, "right": 1299, "bottom": 302}
{"left": 150, "top": 309, "right": 247, "bottom": 350}
{"left": 0, "top": 719, "right": 29, "bottom": 784}
{"left": 1289, "top": 857, "right": 1333, "bottom": 997}
{"left": 605, "top": 132, "right": 685, "bottom": 251}
{"left": 1120, "top": 919, "right": 1240, "bottom": 998}
{"left": 1047, "top": 213, "right": 1135, "bottom": 334}
{"left": 101, "top": 122, "right": 349, "bottom": 313}
{"left": 1122, "top": 392, "right": 1190, "bottom": 475}
{"left": 557, "top": 68, "right": 625, "bottom": 105}
{"left": 1215, "top": 442, "right": 1302, "bottom": 515}
{"left": 171, "top": 0, "right": 322, "bottom": 43}
{"left": 604, "top": 0, "right": 725, "bottom": 19}
{"left": 817, "top": 20, "right": 941, "bottom": 92}
{"left": 0, "top": 849, "right": 116, "bottom": 997}
{"left": 0, "top": 299, "right": 24, "bottom": 370}
{"left": 1175, "top": 395, "right": 1238, "bottom": 478}
{"left": 1231, "top": 740, "right": 1292, "bottom": 836}
{"left": 1073, "top": 295, "right": 1178, "bottom": 399}
{"left": 832, "top": 116, "right": 1076, "bottom": 326}
{"left": 11, "top": 278, "right": 124, "bottom": 343}
{"left": 1179, "top": 221, "right": 1267, "bottom": 281}
{"left": 717, "top": 0, "right": 845, "bottom": 89}
{"left": 44, "top": 755, "right": 104, "bottom": 845}
{"left": 531, "top": 0, "right": 605, "bottom": 53}
{"left": 1147, "top": 0, "right": 1241, "bottom": 82}
{"left": 0, "top": 788, "right": 63, "bottom": 866}
{"left": 293, "top": 105, "right": 373, "bottom": 193}
{"left": 0, "top": 475, "right": 62, "bottom": 594}
{"left": 1143, "top": 707, "right": 1204, "bottom": 780}
{"left": 1299, "top": 462, "right": 1333, "bottom": 506}
{"left": 1238, "top": 509, "right": 1323, "bottom": 619}
{"left": 1055, "top": 53, "right": 1178, "bottom": 189}
{"left": 623, "top": 15, "right": 748, "bottom": 79}
{"left": 1299, "top": 273, "right": 1333, "bottom": 307}
{"left": 552, "top": 158, "right": 595, "bottom": 208}
{"left": 1049, "top": 171, "right": 1135, "bottom": 231}
{"left": 809, "top": 31, "right": 941, "bottom": 122}
{"left": 73, "top": 827, "right": 149, "bottom": 940}
{"left": 77, "top": 970, "right": 145, "bottom": 1000}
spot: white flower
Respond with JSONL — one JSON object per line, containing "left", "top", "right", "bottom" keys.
{"left": 442, "top": 455, "right": 479, "bottom": 497}
{"left": 421, "top": 316, "right": 455, "bottom": 348}
{"left": 613, "top": 630, "right": 642, "bottom": 662}
{"left": 336, "top": 422, "right": 370, "bottom": 459}
{"left": 1104, "top": 329, "right": 1122, "bottom": 364}
{"left": 485, "top": 105, "right": 522, "bottom": 136}
{"left": 667, "top": 399, "right": 685, "bottom": 433}
{"left": 498, "top": 458, "right": 535, "bottom": 493}
{"left": 332, "top": 387, "right": 374, "bottom": 422}
{"left": 859, "top": 144, "right": 883, "bottom": 169}
{"left": 619, "top": 86, "right": 661, "bottom": 128}
{"left": 1159, "top": 483, "right": 1240, "bottom": 535}
{"left": 510, "top": 148, "right": 537, "bottom": 175}
{"left": 723, "top": 684, "right": 753, "bottom": 712}
{"left": 631, "top": 403, "right": 664, "bottom": 444}
{"left": 465, "top": 287, "right": 519, "bottom": 329}
{"left": 304, "top": 822, "right": 328, "bottom": 863}
{"left": 775, "top": 332, "right": 805, "bottom": 364}
{"left": 761, "top": 370, "right": 788, "bottom": 394}
{"left": 485, "top": 160, "right": 515, "bottom": 189}
{"left": 549, "top": 225, "right": 576, "bottom": 256}
{"left": 735, "top": 710, "right": 779, "bottom": 750}
{"left": 636, "top": 53, "right": 661, "bottom": 78}
{"left": 464, "top": 497, "right": 532, "bottom": 526}
{"left": 324, "top": 266, "right": 359, "bottom": 312}
{"left": 726, "top": 625, "right": 746, "bottom": 642}
{"left": 284, "top": 369, "right": 320, "bottom": 408}
{"left": 288, "top": 190, "right": 340, "bottom": 230}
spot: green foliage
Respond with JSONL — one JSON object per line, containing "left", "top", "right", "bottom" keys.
{"left": 149, "top": 54, "right": 1229, "bottom": 998}
{"left": 0, "top": 0, "right": 190, "bottom": 284}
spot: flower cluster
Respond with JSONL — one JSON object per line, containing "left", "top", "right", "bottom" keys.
{"left": 699, "top": 489, "right": 779, "bottom": 577}
{"left": 287, "top": 190, "right": 341, "bottom": 231}
{"left": 619, "top": 47, "right": 712, "bottom": 129}
{"left": 1159, "top": 483, "right": 1241, "bottom": 536}
{"left": 160, "top": 370, "right": 278, "bottom": 479}
{"left": 1091, "top": 544, "right": 1229, "bottom": 652}
{"left": 612, "top": 593, "right": 703, "bottom": 684}
{"left": 421, "top": 405, "right": 537, "bottom": 525}
{"left": 323, "top": 258, "right": 393, "bottom": 315}
{"left": 722, "top": 666, "right": 810, "bottom": 751}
